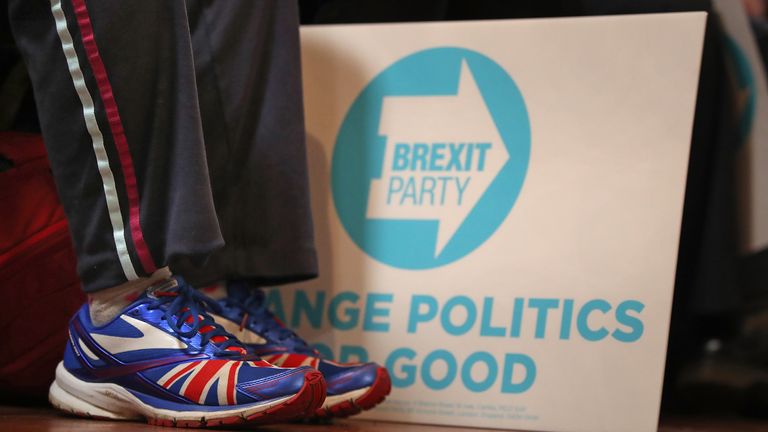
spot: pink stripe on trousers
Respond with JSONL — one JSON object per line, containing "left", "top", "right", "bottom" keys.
{"left": 70, "top": 0, "right": 157, "bottom": 274}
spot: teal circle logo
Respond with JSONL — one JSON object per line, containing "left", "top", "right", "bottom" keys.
{"left": 331, "top": 47, "right": 530, "bottom": 269}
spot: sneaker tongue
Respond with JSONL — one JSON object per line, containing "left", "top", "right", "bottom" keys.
{"left": 200, "top": 282, "right": 227, "bottom": 300}
{"left": 226, "top": 280, "right": 261, "bottom": 303}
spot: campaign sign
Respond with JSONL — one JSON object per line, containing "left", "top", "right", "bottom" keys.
{"left": 713, "top": 0, "right": 768, "bottom": 253}
{"left": 273, "top": 13, "right": 706, "bottom": 432}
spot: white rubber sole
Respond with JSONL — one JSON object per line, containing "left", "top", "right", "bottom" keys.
{"left": 321, "top": 386, "right": 370, "bottom": 410}
{"left": 48, "top": 362, "right": 291, "bottom": 424}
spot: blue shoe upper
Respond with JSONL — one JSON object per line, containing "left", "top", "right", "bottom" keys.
{"left": 212, "top": 281, "right": 383, "bottom": 396}
{"left": 64, "top": 277, "right": 311, "bottom": 408}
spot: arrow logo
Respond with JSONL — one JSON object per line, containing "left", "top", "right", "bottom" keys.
{"left": 366, "top": 60, "right": 509, "bottom": 257}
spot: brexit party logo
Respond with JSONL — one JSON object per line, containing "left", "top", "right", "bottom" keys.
{"left": 332, "top": 47, "right": 530, "bottom": 269}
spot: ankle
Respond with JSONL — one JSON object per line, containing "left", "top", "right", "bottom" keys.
{"left": 88, "top": 267, "right": 171, "bottom": 326}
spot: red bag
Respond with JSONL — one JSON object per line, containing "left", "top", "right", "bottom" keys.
{"left": 0, "top": 132, "right": 85, "bottom": 401}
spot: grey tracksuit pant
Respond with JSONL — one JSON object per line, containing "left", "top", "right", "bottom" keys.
{"left": 8, "top": 0, "right": 317, "bottom": 292}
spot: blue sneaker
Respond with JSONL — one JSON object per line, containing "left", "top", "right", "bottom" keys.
{"left": 49, "top": 277, "right": 326, "bottom": 427}
{"left": 207, "top": 281, "right": 391, "bottom": 418}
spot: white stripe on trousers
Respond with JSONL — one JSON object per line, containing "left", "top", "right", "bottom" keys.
{"left": 49, "top": 0, "right": 138, "bottom": 280}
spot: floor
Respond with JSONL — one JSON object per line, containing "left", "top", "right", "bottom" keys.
{"left": 1, "top": 406, "right": 768, "bottom": 432}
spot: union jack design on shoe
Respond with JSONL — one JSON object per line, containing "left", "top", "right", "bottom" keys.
{"left": 49, "top": 278, "right": 326, "bottom": 428}
{"left": 208, "top": 281, "right": 392, "bottom": 418}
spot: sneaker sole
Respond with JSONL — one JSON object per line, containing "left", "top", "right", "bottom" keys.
{"left": 49, "top": 362, "right": 326, "bottom": 427}
{"left": 314, "top": 367, "right": 391, "bottom": 418}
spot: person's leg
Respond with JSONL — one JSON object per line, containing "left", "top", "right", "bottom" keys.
{"left": 178, "top": 0, "right": 317, "bottom": 287}
{"left": 179, "top": 1, "right": 388, "bottom": 418}
{"left": 8, "top": 0, "right": 223, "bottom": 297}
{"left": 8, "top": 1, "right": 326, "bottom": 424}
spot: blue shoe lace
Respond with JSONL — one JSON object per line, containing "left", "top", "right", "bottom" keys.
{"left": 221, "top": 284, "right": 315, "bottom": 355}
{"left": 147, "top": 277, "right": 248, "bottom": 357}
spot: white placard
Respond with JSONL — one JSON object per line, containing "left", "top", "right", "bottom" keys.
{"left": 275, "top": 13, "right": 706, "bottom": 432}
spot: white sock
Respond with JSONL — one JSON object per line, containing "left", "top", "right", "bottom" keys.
{"left": 88, "top": 267, "right": 172, "bottom": 326}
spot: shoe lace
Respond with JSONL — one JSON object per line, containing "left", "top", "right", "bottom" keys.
{"left": 147, "top": 278, "right": 247, "bottom": 357}
{"left": 222, "top": 287, "right": 314, "bottom": 354}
